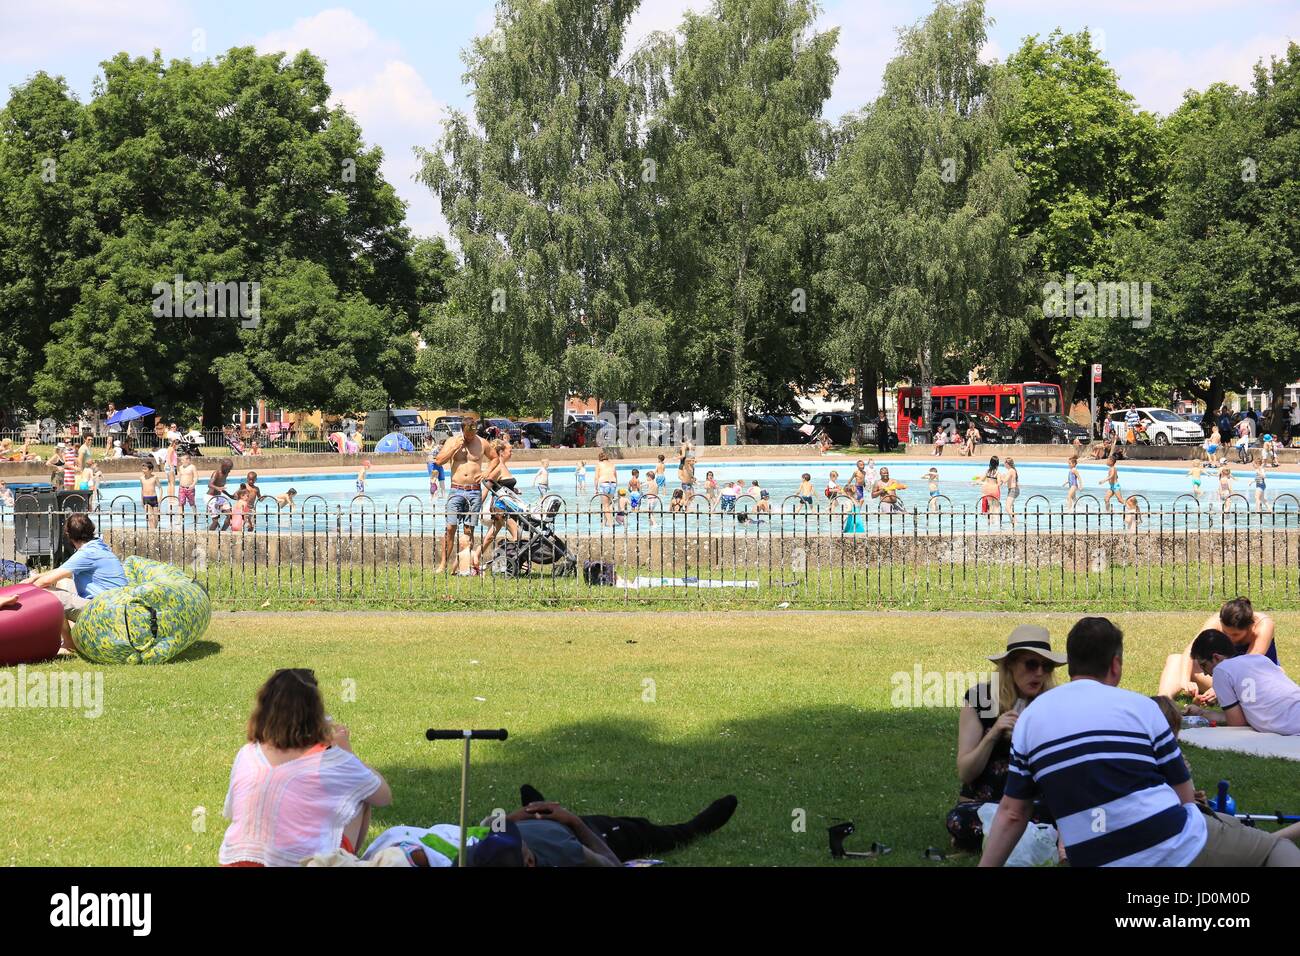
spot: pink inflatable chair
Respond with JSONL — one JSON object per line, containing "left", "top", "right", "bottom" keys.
{"left": 0, "top": 583, "right": 64, "bottom": 665}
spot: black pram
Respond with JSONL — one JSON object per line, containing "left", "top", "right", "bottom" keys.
{"left": 484, "top": 483, "right": 578, "bottom": 578}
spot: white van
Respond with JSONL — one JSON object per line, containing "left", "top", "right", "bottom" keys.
{"left": 362, "top": 408, "right": 430, "bottom": 442}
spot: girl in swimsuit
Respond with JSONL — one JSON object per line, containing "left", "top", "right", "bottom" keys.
{"left": 1217, "top": 466, "right": 1232, "bottom": 512}
{"left": 1002, "top": 458, "right": 1020, "bottom": 528}
{"left": 1064, "top": 456, "right": 1081, "bottom": 510}
{"left": 1099, "top": 457, "right": 1122, "bottom": 514}
{"left": 926, "top": 468, "right": 940, "bottom": 513}
{"left": 1254, "top": 460, "right": 1267, "bottom": 510}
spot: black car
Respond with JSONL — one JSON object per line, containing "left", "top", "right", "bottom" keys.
{"left": 520, "top": 421, "right": 552, "bottom": 446}
{"left": 749, "top": 413, "right": 809, "bottom": 444}
{"left": 933, "top": 409, "right": 1014, "bottom": 444}
{"left": 1015, "top": 412, "right": 1090, "bottom": 445}
{"left": 808, "top": 411, "right": 899, "bottom": 449}
{"left": 485, "top": 418, "right": 523, "bottom": 444}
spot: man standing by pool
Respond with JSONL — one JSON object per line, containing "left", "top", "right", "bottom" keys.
{"left": 434, "top": 412, "right": 497, "bottom": 574}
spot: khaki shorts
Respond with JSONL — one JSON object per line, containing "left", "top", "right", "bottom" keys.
{"left": 1190, "top": 810, "right": 1286, "bottom": 867}
{"left": 54, "top": 587, "right": 90, "bottom": 621}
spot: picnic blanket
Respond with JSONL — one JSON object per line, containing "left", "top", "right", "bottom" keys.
{"left": 1180, "top": 726, "right": 1300, "bottom": 762}
{"left": 617, "top": 576, "right": 757, "bottom": 590}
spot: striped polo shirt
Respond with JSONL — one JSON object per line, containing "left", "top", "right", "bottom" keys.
{"left": 1005, "top": 678, "right": 1206, "bottom": 867}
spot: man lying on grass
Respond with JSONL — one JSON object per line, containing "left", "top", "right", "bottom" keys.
{"left": 359, "top": 785, "right": 738, "bottom": 867}
{"left": 1183, "top": 629, "right": 1300, "bottom": 736}
{"left": 980, "top": 616, "right": 1299, "bottom": 868}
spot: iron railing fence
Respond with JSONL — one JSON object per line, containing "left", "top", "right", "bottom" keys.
{"left": 2, "top": 495, "right": 1298, "bottom": 610}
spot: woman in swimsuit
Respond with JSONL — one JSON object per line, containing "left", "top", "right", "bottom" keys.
{"left": 979, "top": 456, "right": 1001, "bottom": 527}
{"left": 1001, "top": 458, "right": 1020, "bottom": 527}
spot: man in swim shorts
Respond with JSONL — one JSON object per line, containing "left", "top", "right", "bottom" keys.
{"left": 433, "top": 412, "right": 496, "bottom": 574}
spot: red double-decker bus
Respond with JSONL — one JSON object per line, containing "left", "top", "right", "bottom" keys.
{"left": 894, "top": 382, "right": 1065, "bottom": 442}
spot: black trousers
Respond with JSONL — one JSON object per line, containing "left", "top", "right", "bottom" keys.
{"left": 581, "top": 814, "right": 695, "bottom": 861}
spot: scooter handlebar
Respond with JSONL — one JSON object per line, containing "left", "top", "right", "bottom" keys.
{"left": 426, "top": 729, "right": 508, "bottom": 741}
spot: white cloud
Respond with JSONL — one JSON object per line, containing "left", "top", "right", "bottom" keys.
{"left": 255, "top": 9, "right": 448, "bottom": 239}
{"left": 1116, "top": 21, "right": 1300, "bottom": 115}
{"left": 0, "top": 0, "right": 191, "bottom": 68}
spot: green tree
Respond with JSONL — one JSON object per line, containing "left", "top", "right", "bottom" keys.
{"left": 7, "top": 47, "right": 416, "bottom": 422}
{"left": 641, "top": 0, "right": 837, "bottom": 438}
{"left": 1003, "top": 30, "right": 1164, "bottom": 410}
{"left": 419, "top": 0, "right": 665, "bottom": 433}
{"left": 821, "top": 0, "right": 1033, "bottom": 429}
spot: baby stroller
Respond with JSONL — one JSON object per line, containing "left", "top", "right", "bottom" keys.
{"left": 484, "top": 484, "right": 578, "bottom": 579}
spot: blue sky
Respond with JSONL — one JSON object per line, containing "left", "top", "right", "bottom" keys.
{"left": 3, "top": 0, "right": 1297, "bottom": 238}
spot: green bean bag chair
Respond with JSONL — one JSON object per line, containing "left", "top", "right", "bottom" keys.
{"left": 74, "top": 556, "right": 211, "bottom": 665}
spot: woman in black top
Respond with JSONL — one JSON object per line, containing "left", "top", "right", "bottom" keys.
{"left": 946, "top": 625, "right": 1065, "bottom": 852}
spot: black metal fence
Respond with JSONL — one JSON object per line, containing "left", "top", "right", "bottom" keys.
{"left": 4, "top": 492, "right": 1299, "bottom": 610}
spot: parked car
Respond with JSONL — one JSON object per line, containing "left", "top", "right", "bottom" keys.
{"left": 933, "top": 409, "right": 1015, "bottom": 444}
{"left": 808, "top": 411, "right": 899, "bottom": 449}
{"left": 520, "top": 420, "right": 553, "bottom": 446}
{"left": 431, "top": 415, "right": 464, "bottom": 445}
{"left": 1107, "top": 408, "right": 1203, "bottom": 445}
{"left": 361, "top": 408, "right": 429, "bottom": 443}
{"left": 484, "top": 418, "right": 522, "bottom": 444}
{"left": 1015, "top": 412, "right": 1090, "bottom": 445}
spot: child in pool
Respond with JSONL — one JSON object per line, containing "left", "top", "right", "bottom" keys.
{"left": 1064, "top": 456, "right": 1081, "bottom": 510}
{"left": 275, "top": 487, "right": 297, "bottom": 511}
{"left": 1217, "top": 465, "right": 1233, "bottom": 512}
{"left": 536, "top": 459, "right": 550, "bottom": 496}
{"left": 1254, "top": 458, "right": 1267, "bottom": 510}
{"left": 825, "top": 470, "right": 841, "bottom": 500}
{"left": 1188, "top": 460, "right": 1204, "bottom": 503}
{"left": 670, "top": 488, "right": 686, "bottom": 513}
{"left": 356, "top": 459, "right": 370, "bottom": 495}
{"left": 797, "top": 474, "right": 815, "bottom": 512}
{"left": 752, "top": 480, "right": 770, "bottom": 515}
{"left": 575, "top": 460, "right": 588, "bottom": 493}
{"left": 1123, "top": 493, "right": 1142, "bottom": 531}
{"left": 720, "top": 479, "right": 737, "bottom": 513}
{"left": 926, "top": 467, "right": 940, "bottom": 513}
{"left": 628, "top": 469, "right": 642, "bottom": 509}
{"left": 615, "top": 488, "right": 629, "bottom": 525}
{"left": 141, "top": 461, "right": 161, "bottom": 529}
{"left": 230, "top": 487, "right": 250, "bottom": 532}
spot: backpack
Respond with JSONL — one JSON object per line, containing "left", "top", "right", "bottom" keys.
{"left": 583, "top": 561, "right": 616, "bottom": 586}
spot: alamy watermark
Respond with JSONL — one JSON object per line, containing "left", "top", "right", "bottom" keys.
{"left": 891, "top": 664, "right": 999, "bottom": 715}
{"left": 1042, "top": 274, "right": 1151, "bottom": 328}
{"left": 593, "top": 403, "right": 705, "bottom": 448}
{"left": 151, "top": 274, "right": 261, "bottom": 328}
{"left": 1, "top": 665, "right": 103, "bottom": 718}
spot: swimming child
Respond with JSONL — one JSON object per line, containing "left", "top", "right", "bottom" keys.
{"left": 655, "top": 455, "right": 667, "bottom": 494}
{"left": 275, "top": 487, "right": 298, "bottom": 511}
{"left": 178, "top": 454, "right": 198, "bottom": 517}
{"left": 628, "top": 469, "right": 642, "bottom": 510}
{"left": 1064, "top": 456, "right": 1081, "bottom": 510}
{"left": 797, "top": 473, "right": 815, "bottom": 512}
{"left": 356, "top": 459, "right": 371, "bottom": 495}
{"left": 1100, "top": 457, "right": 1122, "bottom": 514}
{"left": 825, "top": 470, "right": 841, "bottom": 500}
{"left": 1217, "top": 465, "right": 1233, "bottom": 512}
{"left": 670, "top": 488, "right": 686, "bottom": 513}
{"left": 926, "top": 467, "right": 940, "bottom": 513}
{"left": 863, "top": 459, "right": 878, "bottom": 487}
{"left": 720, "top": 478, "right": 737, "bottom": 513}
{"left": 230, "top": 488, "right": 249, "bottom": 532}
{"left": 753, "top": 480, "right": 770, "bottom": 515}
{"left": 1188, "top": 460, "right": 1204, "bottom": 503}
{"left": 141, "top": 461, "right": 160, "bottom": 529}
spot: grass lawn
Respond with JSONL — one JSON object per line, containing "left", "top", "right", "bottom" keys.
{"left": 2, "top": 610, "right": 1296, "bottom": 866}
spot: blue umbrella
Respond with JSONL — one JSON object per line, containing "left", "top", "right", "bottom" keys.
{"left": 106, "top": 405, "right": 154, "bottom": 425}
{"left": 375, "top": 432, "right": 415, "bottom": 453}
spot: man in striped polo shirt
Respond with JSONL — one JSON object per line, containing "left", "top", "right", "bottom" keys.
{"left": 981, "top": 617, "right": 1299, "bottom": 867}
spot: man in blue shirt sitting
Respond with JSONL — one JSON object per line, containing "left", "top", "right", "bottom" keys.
{"left": 15, "top": 514, "right": 126, "bottom": 655}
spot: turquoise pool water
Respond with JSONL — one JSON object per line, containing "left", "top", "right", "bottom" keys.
{"left": 94, "top": 457, "right": 1299, "bottom": 520}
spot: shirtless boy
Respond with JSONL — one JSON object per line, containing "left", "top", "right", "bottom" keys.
{"left": 178, "top": 455, "right": 198, "bottom": 517}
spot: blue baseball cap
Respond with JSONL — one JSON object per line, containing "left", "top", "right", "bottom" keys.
{"left": 465, "top": 821, "right": 526, "bottom": 867}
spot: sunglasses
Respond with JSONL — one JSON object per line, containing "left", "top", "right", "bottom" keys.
{"left": 1014, "top": 657, "right": 1056, "bottom": 674}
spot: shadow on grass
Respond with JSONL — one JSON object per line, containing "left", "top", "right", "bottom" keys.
{"left": 368, "top": 706, "right": 964, "bottom": 867}
{"left": 173, "top": 639, "right": 222, "bottom": 663}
